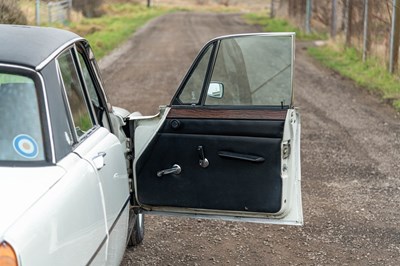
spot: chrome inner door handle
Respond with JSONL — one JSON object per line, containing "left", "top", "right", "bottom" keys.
{"left": 157, "top": 164, "right": 181, "bottom": 177}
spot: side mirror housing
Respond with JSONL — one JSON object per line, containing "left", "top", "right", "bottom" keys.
{"left": 207, "top": 82, "right": 224, "bottom": 99}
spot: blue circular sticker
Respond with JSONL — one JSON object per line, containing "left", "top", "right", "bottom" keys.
{"left": 13, "top": 134, "right": 39, "bottom": 159}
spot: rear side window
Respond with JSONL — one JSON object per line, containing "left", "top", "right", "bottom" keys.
{"left": 0, "top": 73, "right": 45, "bottom": 161}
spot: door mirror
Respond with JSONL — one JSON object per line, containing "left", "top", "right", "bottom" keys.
{"left": 207, "top": 82, "right": 224, "bottom": 99}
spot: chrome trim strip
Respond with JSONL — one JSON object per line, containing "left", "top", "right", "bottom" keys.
{"left": 291, "top": 34, "right": 295, "bottom": 106}
{"left": 72, "top": 44, "right": 99, "bottom": 125}
{"left": 85, "top": 196, "right": 130, "bottom": 266}
{"left": 36, "top": 37, "right": 85, "bottom": 71}
{"left": 38, "top": 72, "right": 56, "bottom": 164}
{"left": 55, "top": 57, "right": 79, "bottom": 143}
{"left": 0, "top": 63, "right": 35, "bottom": 71}
{"left": 208, "top": 32, "right": 296, "bottom": 42}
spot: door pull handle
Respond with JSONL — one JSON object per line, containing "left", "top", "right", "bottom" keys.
{"left": 157, "top": 164, "right": 181, "bottom": 177}
{"left": 92, "top": 152, "right": 107, "bottom": 170}
{"left": 218, "top": 151, "right": 265, "bottom": 163}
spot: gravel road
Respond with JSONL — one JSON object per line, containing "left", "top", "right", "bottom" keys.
{"left": 100, "top": 12, "right": 400, "bottom": 265}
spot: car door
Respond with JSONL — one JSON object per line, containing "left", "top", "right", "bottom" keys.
{"left": 57, "top": 46, "right": 130, "bottom": 264}
{"left": 74, "top": 44, "right": 130, "bottom": 264}
{"left": 129, "top": 33, "right": 302, "bottom": 225}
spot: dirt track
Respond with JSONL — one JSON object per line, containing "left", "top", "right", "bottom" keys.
{"left": 100, "top": 12, "right": 400, "bottom": 265}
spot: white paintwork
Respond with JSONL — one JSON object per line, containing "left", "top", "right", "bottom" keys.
{"left": 109, "top": 107, "right": 129, "bottom": 159}
{"left": 105, "top": 207, "right": 129, "bottom": 265}
{"left": 0, "top": 166, "right": 65, "bottom": 240}
{"left": 2, "top": 153, "right": 108, "bottom": 266}
{"left": 279, "top": 108, "right": 303, "bottom": 224}
{"left": 74, "top": 126, "right": 130, "bottom": 264}
{"left": 1, "top": 129, "right": 130, "bottom": 266}
{"left": 130, "top": 107, "right": 169, "bottom": 160}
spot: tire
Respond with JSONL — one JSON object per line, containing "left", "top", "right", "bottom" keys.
{"left": 127, "top": 211, "right": 144, "bottom": 247}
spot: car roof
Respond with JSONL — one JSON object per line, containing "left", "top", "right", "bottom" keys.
{"left": 0, "top": 24, "right": 82, "bottom": 70}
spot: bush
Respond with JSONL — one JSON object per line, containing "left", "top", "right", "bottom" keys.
{"left": 217, "top": 0, "right": 230, "bottom": 6}
{"left": 73, "top": 0, "right": 104, "bottom": 18}
{"left": 196, "top": 0, "right": 209, "bottom": 5}
{"left": 0, "top": 0, "right": 27, "bottom": 25}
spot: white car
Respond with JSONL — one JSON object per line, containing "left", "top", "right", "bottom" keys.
{"left": 0, "top": 25, "right": 302, "bottom": 266}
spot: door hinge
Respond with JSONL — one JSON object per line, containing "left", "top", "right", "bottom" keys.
{"left": 126, "top": 137, "right": 132, "bottom": 150}
{"left": 290, "top": 110, "right": 297, "bottom": 124}
{"left": 282, "top": 141, "right": 291, "bottom": 159}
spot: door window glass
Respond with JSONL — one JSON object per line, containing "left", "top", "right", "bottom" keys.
{"left": 77, "top": 52, "right": 99, "bottom": 106}
{"left": 77, "top": 51, "right": 111, "bottom": 131}
{"left": 206, "top": 36, "right": 293, "bottom": 106}
{"left": 58, "top": 50, "right": 93, "bottom": 139}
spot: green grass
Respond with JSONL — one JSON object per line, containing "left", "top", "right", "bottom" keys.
{"left": 67, "top": 4, "right": 173, "bottom": 59}
{"left": 243, "top": 13, "right": 327, "bottom": 41}
{"left": 309, "top": 46, "right": 400, "bottom": 110}
{"left": 62, "top": 3, "right": 248, "bottom": 60}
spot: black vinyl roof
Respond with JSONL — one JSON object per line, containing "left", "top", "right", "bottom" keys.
{"left": 0, "top": 25, "right": 82, "bottom": 69}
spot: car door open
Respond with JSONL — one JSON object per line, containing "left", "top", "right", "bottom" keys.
{"left": 128, "top": 33, "right": 302, "bottom": 225}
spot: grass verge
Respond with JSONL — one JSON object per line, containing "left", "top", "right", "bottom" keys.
{"left": 64, "top": 3, "right": 250, "bottom": 59}
{"left": 66, "top": 4, "right": 172, "bottom": 59}
{"left": 243, "top": 13, "right": 326, "bottom": 41}
{"left": 309, "top": 45, "right": 400, "bottom": 110}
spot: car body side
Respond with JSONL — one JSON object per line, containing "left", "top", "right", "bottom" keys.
{"left": 0, "top": 26, "right": 131, "bottom": 265}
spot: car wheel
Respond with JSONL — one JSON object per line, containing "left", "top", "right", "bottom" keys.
{"left": 127, "top": 211, "right": 144, "bottom": 247}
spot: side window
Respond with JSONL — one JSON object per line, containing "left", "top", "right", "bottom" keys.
{"left": 76, "top": 50, "right": 110, "bottom": 130}
{"left": 176, "top": 36, "right": 293, "bottom": 107}
{"left": 206, "top": 36, "right": 293, "bottom": 106}
{"left": 0, "top": 73, "right": 45, "bottom": 162}
{"left": 77, "top": 52, "right": 99, "bottom": 106}
{"left": 177, "top": 44, "right": 214, "bottom": 104}
{"left": 58, "top": 50, "right": 94, "bottom": 139}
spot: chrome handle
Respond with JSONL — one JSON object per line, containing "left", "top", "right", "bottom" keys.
{"left": 157, "top": 164, "right": 181, "bottom": 177}
{"left": 197, "top": 146, "right": 209, "bottom": 168}
{"left": 92, "top": 152, "right": 106, "bottom": 170}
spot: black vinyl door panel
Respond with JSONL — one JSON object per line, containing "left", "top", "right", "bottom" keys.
{"left": 135, "top": 109, "right": 287, "bottom": 214}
